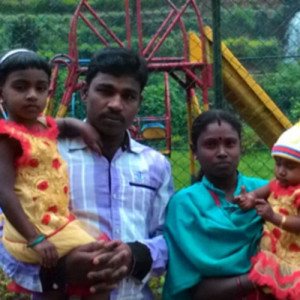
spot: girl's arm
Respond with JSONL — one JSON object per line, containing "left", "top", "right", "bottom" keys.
{"left": 255, "top": 198, "right": 300, "bottom": 234}
{"left": 56, "top": 118, "right": 102, "bottom": 154}
{"left": 235, "top": 183, "right": 270, "bottom": 210}
{"left": 0, "top": 137, "right": 40, "bottom": 242}
{"left": 191, "top": 273, "right": 255, "bottom": 300}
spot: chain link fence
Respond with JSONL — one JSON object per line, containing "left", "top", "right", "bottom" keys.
{"left": 0, "top": 0, "right": 300, "bottom": 298}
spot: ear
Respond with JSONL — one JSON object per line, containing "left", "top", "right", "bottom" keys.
{"left": 81, "top": 81, "right": 88, "bottom": 105}
{"left": 138, "top": 94, "right": 143, "bottom": 107}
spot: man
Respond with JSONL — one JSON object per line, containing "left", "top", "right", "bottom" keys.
{"left": 0, "top": 47, "right": 174, "bottom": 299}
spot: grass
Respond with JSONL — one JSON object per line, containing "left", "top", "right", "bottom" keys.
{"left": 168, "top": 149, "right": 274, "bottom": 190}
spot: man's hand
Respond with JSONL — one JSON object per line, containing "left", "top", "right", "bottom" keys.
{"left": 65, "top": 240, "right": 131, "bottom": 293}
{"left": 88, "top": 240, "right": 133, "bottom": 294}
{"left": 32, "top": 239, "right": 58, "bottom": 268}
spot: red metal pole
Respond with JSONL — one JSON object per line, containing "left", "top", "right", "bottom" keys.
{"left": 142, "top": 9, "right": 176, "bottom": 56}
{"left": 182, "top": 67, "right": 204, "bottom": 87}
{"left": 84, "top": 1, "right": 124, "bottom": 47}
{"left": 166, "top": 0, "right": 188, "bottom": 61}
{"left": 147, "top": 0, "right": 190, "bottom": 61}
{"left": 125, "top": 0, "right": 132, "bottom": 49}
{"left": 164, "top": 72, "right": 172, "bottom": 154}
{"left": 136, "top": 0, "right": 143, "bottom": 53}
{"left": 79, "top": 12, "right": 109, "bottom": 46}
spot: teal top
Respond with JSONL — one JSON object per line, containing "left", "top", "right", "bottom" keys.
{"left": 163, "top": 172, "right": 268, "bottom": 300}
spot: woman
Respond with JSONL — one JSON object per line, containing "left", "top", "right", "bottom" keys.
{"left": 163, "top": 110, "right": 275, "bottom": 300}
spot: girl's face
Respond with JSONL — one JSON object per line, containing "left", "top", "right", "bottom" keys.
{"left": 274, "top": 156, "right": 300, "bottom": 187}
{"left": 0, "top": 68, "right": 49, "bottom": 125}
{"left": 194, "top": 120, "right": 241, "bottom": 180}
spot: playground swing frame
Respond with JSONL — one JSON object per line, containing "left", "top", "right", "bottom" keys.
{"left": 45, "top": 0, "right": 212, "bottom": 174}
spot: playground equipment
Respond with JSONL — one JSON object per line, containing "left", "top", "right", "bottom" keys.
{"left": 43, "top": 0, "right": 292, "bottom": 179}
{"left": 44, "top": 0, "right": 211, "bottom": 163}
{"left": 189, "top": 27, "right": 292, "bottom": 148}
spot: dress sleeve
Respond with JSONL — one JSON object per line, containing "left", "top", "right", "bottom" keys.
{"left": 0, "top": 120, "right": 31, "bottom": 166}
{"left": 294, "top": 191, "right": 300, "bottom": 209}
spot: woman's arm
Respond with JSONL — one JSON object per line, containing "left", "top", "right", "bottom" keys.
{"left": 0, "top": 137, "right": 40, "bottom": 243}
{"left": 191, "top": 273, "right": 255, "bottom": 300}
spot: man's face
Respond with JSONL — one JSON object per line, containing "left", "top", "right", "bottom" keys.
{"left": 83, "top": 72, "right": 142, "bottom": 138}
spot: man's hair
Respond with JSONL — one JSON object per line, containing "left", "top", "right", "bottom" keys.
{"left": 85, "top": 47, "right": 149, "bottom": 91}
{"left": 191, "top": 109, "right": 242, "bottom": 148}
{"left": 0, "top": 50, "right": 51, "bottom": 85}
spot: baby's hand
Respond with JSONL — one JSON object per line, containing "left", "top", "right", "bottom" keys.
{"left": 81, "top": 123, "right": 102, "bottom": 155}
{"left": 234, "top": 186, "right": 256, "bottom": 210}
{"left": 32, "top": 239, "right": 58, "bottom": 268}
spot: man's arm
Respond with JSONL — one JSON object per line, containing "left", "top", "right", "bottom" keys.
{"left": 137, "top": 156, "right": 174, "bottom": 277}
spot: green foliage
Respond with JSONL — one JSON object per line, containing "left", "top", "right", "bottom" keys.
{"left": 6, "top": 14, "right": 39, "bottom": 50}
{"left": 259, "top": 62, "right": 300, "bottom": 122}
{"left": 241, "top": 125, "right": 265, "bottom": 152}
{"left": 223, "top": 37, "right": 282, "bottom": 60}
{"left": 0, "top": 269, "right": 29, "bottom": 300}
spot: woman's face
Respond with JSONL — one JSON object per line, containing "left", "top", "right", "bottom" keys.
{"left": 194, "top": 120, "right": 241, "bottom": 179}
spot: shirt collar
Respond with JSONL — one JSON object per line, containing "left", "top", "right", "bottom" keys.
{"left": 67, "top": 130, "right": 145, "bottom": 154}
{"left": 202, "top": 171, "right": 242, "bottom": 195}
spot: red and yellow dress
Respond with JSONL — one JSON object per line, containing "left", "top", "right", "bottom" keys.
{"left": 249, "top": 179, "right": 300, "bottom": 300}
{"left": 0, "top": 117, "right": 100, "bottom": 264}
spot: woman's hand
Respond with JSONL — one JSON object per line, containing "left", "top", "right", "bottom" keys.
{"left": 32, "top": 239, "right": 58, "bottom": 268}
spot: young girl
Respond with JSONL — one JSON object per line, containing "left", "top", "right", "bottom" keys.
{"left": 0, "top": 49, "right": 109, "bottom": 300}
{"left": 236, "top": 122, "right": 300, "bottom": 300}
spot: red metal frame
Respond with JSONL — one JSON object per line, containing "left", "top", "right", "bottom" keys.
{"left": 50, "top": 0, "right": 211, "bottom": 155}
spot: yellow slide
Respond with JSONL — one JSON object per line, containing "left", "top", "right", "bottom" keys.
{"left": 189, "top": 26, "right": 292, "bottom": 148}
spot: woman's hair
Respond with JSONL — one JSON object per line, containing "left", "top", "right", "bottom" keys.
{"left": 0, "top": 49, "right": 51, "bottom": 85}
{"left": 191, "top": 109, "right": 242, "bottom": 148}
{"left": 191, "top": 110, "right": 242, "bottom": 182}
{"left": 85, "top": 47, "right": 149, "bottom": 91}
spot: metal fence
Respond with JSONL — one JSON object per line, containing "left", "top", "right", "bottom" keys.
{"left": 1, "top": 1, "right": 300, "bottom": 299}
{"left": 0, "top": 0, "right": 299, "bottom": 192}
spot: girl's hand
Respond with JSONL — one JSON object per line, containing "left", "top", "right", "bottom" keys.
{"left": 32, "top": 239, "right": 59, "bottom": 268}
{"left": 234, "top": 186, "right": 255, "bottom": 210}
{"left": 254, "top": 198, "right": 274, "bottom": 221}
{"left": 81, "top": 123, "right": 102, "bottom": 155}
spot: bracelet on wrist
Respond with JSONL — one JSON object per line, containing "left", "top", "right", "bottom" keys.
{"left": 280, "top": 215, "right": 287, "bottom": 229}
{"left": 236, "top": 276, "right": 245, "bottom": 298}
{"left": 27, "top": 235, "right": 45, "bottom": 248}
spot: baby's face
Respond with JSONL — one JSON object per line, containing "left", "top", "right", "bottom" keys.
{"left": 274, "top": 156, "right": 300, "bottom": 187}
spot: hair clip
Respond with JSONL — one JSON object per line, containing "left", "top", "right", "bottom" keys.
{"left": 0, "top": 49, "right": 32, "bottom": 64}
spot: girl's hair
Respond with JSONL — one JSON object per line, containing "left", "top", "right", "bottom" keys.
{"left": 191, "top": 110, "right": 242, "bottom": 182}
{"left": 0, "top": 49, "right": 51, "bottom": 85}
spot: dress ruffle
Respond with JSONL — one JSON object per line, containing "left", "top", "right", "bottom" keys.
{"left": 249, "top": 252, "right": 300, "bottom": 300}
{"left": 0, "top": 117, "right": 59, "bottom": 166}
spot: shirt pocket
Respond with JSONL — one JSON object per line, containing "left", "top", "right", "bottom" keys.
{"left": 121, "top": 170, "right": 157, "bottom": 212}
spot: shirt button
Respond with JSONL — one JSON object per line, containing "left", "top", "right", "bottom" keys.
{"left": 112, "top": 194, "right": 117, "bottom": 199}
{"left": 115, "top": 228, "right": 120, "bottom": 234}
{"left": 52, "top": 283, "right": 58, "bottom": 290}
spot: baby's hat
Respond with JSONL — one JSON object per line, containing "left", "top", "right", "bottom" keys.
{"left": 271, "top": 122, "right": 300, "bottom": 163}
